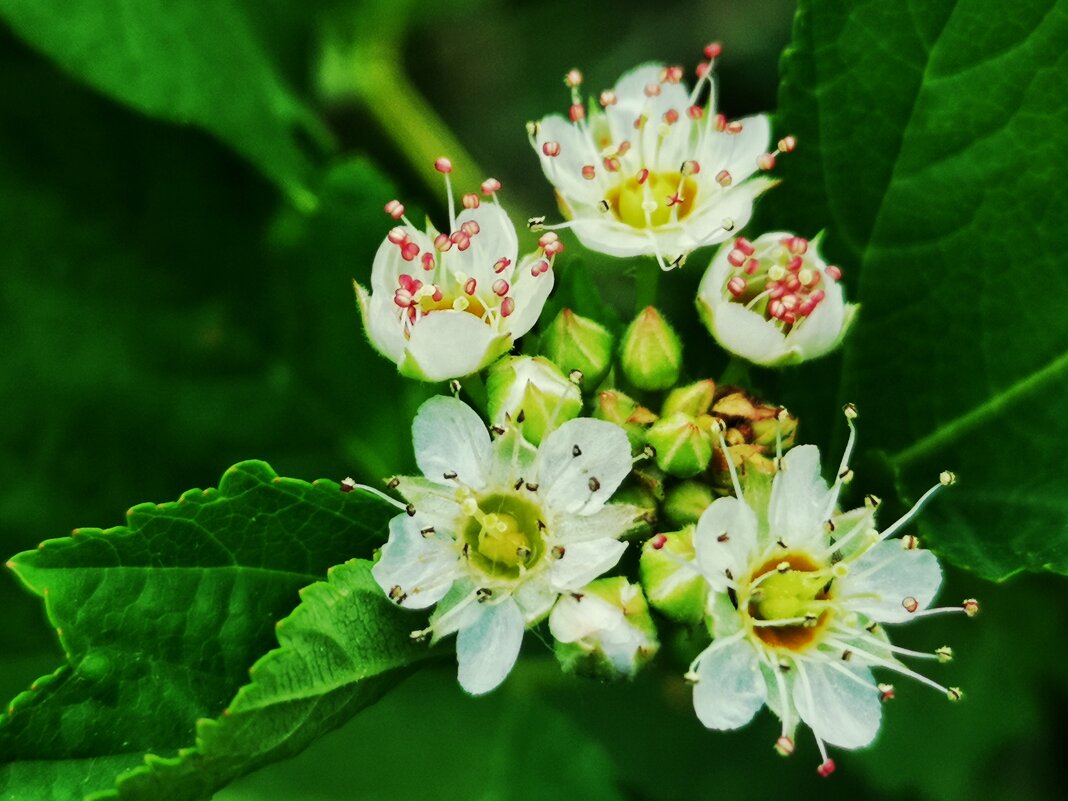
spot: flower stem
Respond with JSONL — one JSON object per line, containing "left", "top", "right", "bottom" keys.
{"left": 719, "top": 356, "right": 752, "bottom": 388}
{"left": 633, "top": 266, "right": 661, "bottom": 315}
{"left": 459, "top": 374, "right": 489, "bottom": 416}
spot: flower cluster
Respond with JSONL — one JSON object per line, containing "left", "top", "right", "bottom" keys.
{"left": 349, "top": 41, "right": 976, "bottom": 777}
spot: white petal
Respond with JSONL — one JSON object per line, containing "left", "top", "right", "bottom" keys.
{"left": 456, "top": 596, "right": 525, "bottom": 695}
{"left": 549, "top": 538, "right": 628, "bottom": 591}
{"left": 569, "top": 215, "right": 667, "bottom": 258}
{"left": 402, "top": 310, "right": 508, "bottom": 381}
{"left": 694, "top": 497, "right": 758, "bottom": 592}
{"left": 549, "top": 592, "right": 620, "bottom": 643}
{"left": 695, "top": 115, "right": 771, "bottom": 186}
{"left": 536, "top": 418, "right": 633, "bottom": 515}
{"left": 785, "top": 278, "right": 847, "bottom": 358}
{"left": 552, "top": 503, "right": 647, "bottom": 543}
{"left": 429, "top": 580, "right": 480, "bottom": 639}
{"left": 703, "top": 299, "right": 789, "bottom": 365}
{"left": 355, "top": 283, "right": 406, "bottom": 364}
{"left": 534, "top": 115, "right": 604, "bottom": 204}
{"left": 512, "top": 577, "right": 558, "bottom": 624}
{"left": 792, "top": 660, "right": 881, "bottom": 748}
{"left": 369, "top": 227, "right": 436, "bottom": 296}
{"left": 679, "top": 176, "right": 776, "bottom": 253}
{"left": 768, "top": 445, "right": 831, "bottom": 550}
{"left": 843, "top": 541, "right": 943, "bottom": 623}
{"left": 487, "top": 426, "right": 539, "bottom": 489}
{"left": 692, "top": 636, "right": 767, "bottom": 730}
{"left": 502, "top": 253, "right": 556, "bottom": 339}
{"left": 371, "top": 514, "right": 458, "bottom": 609}
{"left": 412, "top": 395, "right": 491, "bottom": 488}
{"left": 394, "top": 476, "right": 463, "bottom": 526}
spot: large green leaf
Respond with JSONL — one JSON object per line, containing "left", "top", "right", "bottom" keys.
{"left": 101, "top": 560, "right": 433, "bottom": 801}
{"left": 764, "top": 0, "right": 1068, "bottom": 579}
{"left": 0, "top": 462, "right": 398, "bottom": 801}
{"left": 0, "top": 0, "right": 329, "bottom": 204}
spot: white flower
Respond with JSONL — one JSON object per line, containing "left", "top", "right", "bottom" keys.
{"left": 371, "top": 395, "right": 644, "bottom": 695}
{"left": 529, "top": 48, "right": 783, "bottom": 270}
{"left": 686, "top": 410, "right": 976, "bottom": 775}
{"left": 697, "top": 232, "right": 858, "bottom": 367}
{"left": 355, "top": 161, "right": 556, "bottom": 382}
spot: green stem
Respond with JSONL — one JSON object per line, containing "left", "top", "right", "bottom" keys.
{"left": 459, "top": 374, "right": 489, "bottom": 416}
{"left": 633, "top": 267, "right": 661, "bottom": 315}
{"left": 718, "top": 356, "right": 752, "bottom": 388}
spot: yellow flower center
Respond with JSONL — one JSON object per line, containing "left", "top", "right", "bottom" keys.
{"left": 606, "top": 172, "right": 698, "bottom": 228}
{"left": 746, "top": 552, "right": 834, "bottom": 652}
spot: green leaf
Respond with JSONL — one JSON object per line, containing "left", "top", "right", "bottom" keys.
{"left": 764, "top": 0, "right": 1068, "bottom": 579}
{"left": 101, "top": 560, "right": 433, "bottom": 801}
{"left": 0, "top": 0, "right": 330, "bottom": 204}
{"left": 0, "top": 462, "right": 398, "bottom": 801}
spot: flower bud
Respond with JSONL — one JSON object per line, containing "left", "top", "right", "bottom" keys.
{"left": 611, "top": 484, "right": 659, "bottom": 532}
{"left": 542, "top": 309, "right": 615, "bottom": 389}
{"left": 645, "top": 412, "right": 713, "bottom": 478}
{"left": 664, "top": 480, "right": 714, "bottom": 527}
{"left": 619, "top": 307, "right": 682, "bottom": 391}
{"left": 662, "top": 379, "right": 716, "bottom": 417}
{"left": 486, "top": 356, "right": 582, "bottom": 445}
{"left": 593, "top": 389, "right": 657, "bottom": 447}
{"left": 550, "top": 577, "right": 659, "bottom": 680}
{"left": 639, "top": 527, "right": 707, "bottom": 625}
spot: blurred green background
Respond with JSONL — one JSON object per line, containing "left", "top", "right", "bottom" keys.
{"left": 1, "top": 0, "right": 1064, "bottom": 799}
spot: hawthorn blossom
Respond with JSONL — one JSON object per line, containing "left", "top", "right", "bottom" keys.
{"left": 355, "top": 160, "right": 556, "bottom": 382}
{"left": 697, "top": 232, "right": 857, "bottom": 366}
{"left": 687, "top": 408, "right": 976, "bottom": 775}
{"left": 528, "top": 47, "right": 785, "bottom": 269}
{"left": 371, "top": 396, "right": 644, "bottom": 695}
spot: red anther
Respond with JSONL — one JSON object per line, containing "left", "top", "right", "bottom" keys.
{"left": 450, "top": 231, "right": 471, "bottom": 251}
{"left": 431, "top": 286, "right": 443, "bottom": 302}
{"left": 481, "top": 177, "right": 502, "bottom": 195}
{"left": 715, "top": 169, "right": 732, "bottom": 186}
{"left": 569, "top": 103, "right": 586, "bottom": 122}
{"left": 434, "top": 157, "right": 453, "bottom": 174}
{"left": 636, "top": 168, "right": 650, "bottom": 185}
{"left": 745, "top": 259, "right": 760, "bottom": 275}
{"left": 798, "top": 299, "right": 817, "bottom": 317}
{"left": 650, "top": 533, "right": 668, "bottom": 550}
{"left": 727, "top": 275, "right": 747, "bottom": 297}
{"left": 565, "top": 68, "right": 583, "bottom": 88}
{"left": 781, "top": 310, "right": 797, "bottom": 324}
{"left": 434, "top": 233, "right": 452, "bottom": 252}
{"left": 667, "top": 193, "right": 684, "bottom": 207}
{"left": 387, "top": 226, "right": 408, "bottom": 244}
{"left": 393, "top": 289, "right": 413, "bottom": 308}
{"left": 781, "top": 293, "right": 799, "bottom": 310}
{"left": 531, "top": 259, "right": 551, "bottom": 277}
{"left": 617, "top": 140, "right": 632, "bottom": 156}
{"left": 494, "top": 257, "right": 512, "bottom": 274}
{"left": 681, "top": 159, "right": 701, "bottom": 176}
{"left": 462, "top": 193, "right": 481, "bottom": 209}
{"left": 688, "top": 104, "right": 705, "bottom": 120}
{"left": 825, "top": 265, "right": 842, "bottom": 281}
{"left": 757, "top": 152, "right": 777, "bottom": 170}
{"left": 663, "top": 108, "right": 679, "bottom": 125}
{"left": 785, "top": 236, "right": 809, "bottom": 255}
{"left": 397, "top": 274, "right": 416, "bottom": 292}
{"left": 644, "top": 83, "right": 661, "bottom": 97}
{"left": 461, "top": 220, "right": 480, "bottom": 236}
{"left": 726, "top": 120, "right": 744, "bottom": 134}
{"left": 542, "top": 141, "right": 561, "bottom": 157}
{"left": 421, "top": 253, "right": 435, "bottom": 272}
{"left": 817, "top": 759, "right": 836, "bottom": 778}
{"left": 543, "top": 240, "right": 564, "bottom": 257}
{"left": 704, "top": 42, "right": 722, "bottom": 59}
{"left": 384, "top": 200, "right": 405, "bottom": 219}
{"left": 407, "top": 306, "right": 417, "bottom": 323}
{"left": 785, "top": 276, "right": 802, "bottom": 293}
{"left": 500, "top": 297, "right": 516, "bottom": 317}
{"left": 787, "top": 256, "right": 804, "bottom": 272}
{"left": 775, "top": 736, "right": 795, "bottom": 756}
{"left": 735, "top": 237, "right": 755, "bottom": 256}
{"left": 492, "top": 279, "right": 510, "bottom": 297}
{"left": 464, "top": 278, "right": 477, "bottom": 296}
{"left": 810, "top": 290, "right": 826, "bottom": 304}
{"left": 538, "top": 232, "right": 559, "bottom": 246}
{"left": 963, "top": 598, "right": 980, "bottom": 617}
{"left": 727, "top": 249, "right": 746, "bottom": 267}
{"left": 778, "top": 136, "right": 797, "bottom": 153}
{"left": 401, "top": 242, "right": 420, "bottom": 261}
{"left": 768, "top": 299, "right": 785, "bottom": 319}
{"left": 581, "top": 164, "right": 596, "bottom": 180}
{"left": 603, "top": 156, "right": 621, "bottom": 172}
{"left": 599, "top": 90, "right": 618, "bottom": 107}
{"left": 714, "top": 114, "right": 728, "bottom": 132}
{"left": 695, "top": 62, "right": 710, "bottom": 79}
{"left": 879, "top": 684, "right": 896, "bottom": 702}
{"left": 661, "top": 65, "right": 684, "bottom": 84}
{"left": 902, "top": 596, "right": 920, "bottom": 613}
{"left": 634, "top": 114, "right": 648, "bottom": 130}
{"left": 769, "top": 284, "right": 786, "bottom": 300}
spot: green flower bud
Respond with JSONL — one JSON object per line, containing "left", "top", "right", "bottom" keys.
{"left": 542, "top": 309, "right": 615, "bottom": 389}
{"left": 639, "top": 527, "right": 707, "bottom": 625}
{"left": 619, "top": 307, "right": 682, "bottom": 391}
{"left": 662, "top": 379, "right": 716, "bottom": 418}
{"left": 663, "top": 480, "right": 714, "bottom": 527}
{"left": 486, "top": 356, "right": 582, "bottom": 446}
{"left": 550, "top": 577, "right": 659, "bottom": 680}
{"left": 593, "top": 389, "right": 657, "bottom": 447}
{"left": 611, "top": 484, "right": 658, "bottom": 533}
{"left": 646, "top": 412, "right": 713, "bottom": 478}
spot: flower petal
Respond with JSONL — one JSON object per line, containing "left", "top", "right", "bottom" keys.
{"left": 768, "top": 444, "right": 831, "bottom": 550}
{"left": 456, "top": 596, "right": 525, "bottom": 695}
{"left": 533, "top": 114, "right": 604, "bottom": 205}
{"left": 512, "top": 577, "right": 557, "bottom": 624}
{"left": 843, "top": 541, "right": 943, "bottom": 623}
{"left": 692, "top": 636, "right": 767, "bottom": 730}
{"left": 549, "top": 591, "right": 619, "bottom": 643}
{"left": 502, "top": 252, "right": 556, "bottom": 339}
{"left": 402, "top": 310, "right": 508, "bottom": 382}
{"left": 356, "top": 283, "right": 406, "bottom": 364}
{"left": 536, "top": 418, "right": 633, "bottom": 515}
{"left": 549, "top": 538, "right": 628, "bottom": 591}
{"left": 702, "top": 297, "right": 789, "bottom": 366}
{"left": 371, "top": 514, "right": 458, "bottom": 609}
{"left": 785, "top": 278, "right": 847, "bottom": 359}
{"left": 412, "top": 395, "right": 491, "bottom": 488}
{"left": 694, "top": 496, "right": 758, "bottom": 592}
{"left": 552, "top": 502, "right": 647, "bottom": 543}
{"left": 792, "top": 660, "right": 881, "bottom": 748}
{"left": 370, "top": 227, "right": 436, "bottom": 296}
{"left": 394, "top": 476, "right": 463, "bottom": 526}
{"left": 451, "top": 203, "right": 519, "bottom": 286}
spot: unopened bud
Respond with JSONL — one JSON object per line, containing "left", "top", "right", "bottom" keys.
{"left": 639, "top": 527, "right": 706, "bottom": 625}
{"left": 619, "top": 307, "right": 683, "bottom": 391}
{"left": 646, "top": 413, "right": 714, "bottom": 478}
{"left": 663, "top": 480, "right": 715, "bottom": 527}
{"left": 486, "top": 356, "right": 582, "bottom": 446}
{"left": 593, "top": 390, "right": 657, "bottom": 448}
{"left": 662, "top": 380, "right": 716, "bottom": 418}
{"left": 543, "top": 309, "right": 615, "bottom": 389}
